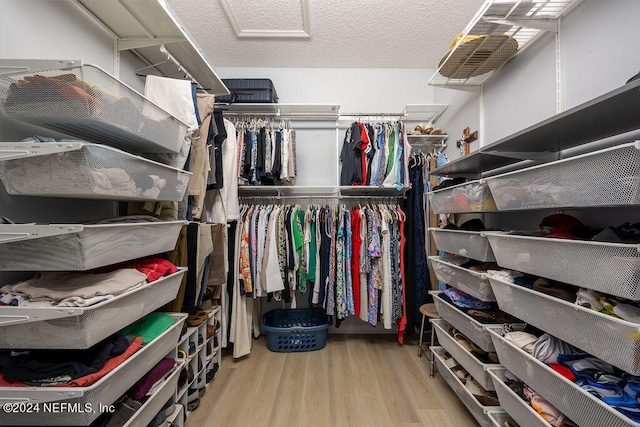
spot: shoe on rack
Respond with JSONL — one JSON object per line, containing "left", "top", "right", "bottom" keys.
{"left": 187, "top": 397, "right": 200, "bottom": 412}
{"left": 198, "top": 333, "right": 204, "bottom": 350}
{"left": 207, "top": 319, "right": 220, "bottom": 338}
{"left": 163, "top": 397, "right": 175, "bottom": 417}
{"left": 475, "top": 390, "right": 500, "bottom": 407}
{"left": 465, "top": 377, "right": 486, "bottom": 396}
{"left": 178, "top": 366, "right": 188, "bottom": 390}
{"left": 451, "top": 365, "right": 469, "bottom": 384}
{"left": 187, "top": 363, "right": 194, "bottom": 385}
{"left": 186, "top": 310, "right": 209, "bottom": 327}
{"left": 206, "top": 341, "right": 214, "bottom": 361}
{"left": 206, "top": 368, "right": 215, "bottom": 384}
{"left": 187, "top": 387, "right": 200, "bottom": 411}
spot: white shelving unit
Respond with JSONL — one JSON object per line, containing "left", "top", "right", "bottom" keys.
{"left": 230, "top": 103, "right": 447, "bottom": 199}
{"left": 0, "top": 313, "right": 187, "bottom": 426}
{"left": 0, "top": 54, "right": 192, "bottom": 427}
{"left": 74, "top": 0, "right": 229, "bottom": 95}
{"left": 0, "top": 60, "right": 190, "bottom": 154}
{"left": 0, "top": 220, "right": 186, "bottom": 271}
{"left": 407, "top": 134, "right": 448, "bottom": 151}
{"left": 0, "top": 269, "right": 186, "bottom": 349}
{"left": 402, "top": 104, "right": 448, "bottom": 122}
{"left": 123, "top": 359, "right": 185, "bottom": 427}
{"left": 176, "top": 307, "right": 222, "bottom": 417}
{"left": 221, "top": 103, "right": 340, "bottom": 121}
{"left": 428, "top": 0, "right": 580, "bottom": 87}
{"left": 431, "top": 79, "right": 640, "bottom": 427}
{"left": 0, "top": 142, "right": 192, "bottom": 201}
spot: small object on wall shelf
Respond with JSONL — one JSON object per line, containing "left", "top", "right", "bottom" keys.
{"left": 429, "top": 0, "right": 580, "bottom": 87}
{"left": 456, "top": 127, "right": 478, "bottom": 155}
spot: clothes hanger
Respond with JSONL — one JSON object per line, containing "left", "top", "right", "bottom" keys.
{"left": 135, "top": 48, "right": 172, "bottom": 77}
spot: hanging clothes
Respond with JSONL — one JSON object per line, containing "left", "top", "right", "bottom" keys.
{"left": 235, "top": 119, "right": 297, "bottom": 186}
{"left": 204, "top": 118, "right": 240, "bottom": 223}
{"left": 188, "top": 94, "right": 214, "bottom": 220}
{"left": 340, "top": 121, "right": 411, "bottom": 189}
{"left": 226, "top": 202, "right": 408, "bottom": 356}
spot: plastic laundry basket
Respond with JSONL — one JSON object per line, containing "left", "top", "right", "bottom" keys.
{"left": 260, "top": 308, "right": 332, "bottom": 352}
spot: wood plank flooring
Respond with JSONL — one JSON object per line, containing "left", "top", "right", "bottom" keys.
{"left": 185, "top": 334, "right": 479, "bottom": 427}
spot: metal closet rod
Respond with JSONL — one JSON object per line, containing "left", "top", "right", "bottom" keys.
{"left": 240, "top": 194, "right": 403, "bottom": 201}
{"left": 338, "top": 113, "right": 406, "bottom": 119}
{"left": 220, "top": 112, "right": 338, "bottom": 120}
{"left": 222, "top": 112, "right": 278, "bottom": 116}
{"left": 136, "top": 44, "right": 201, "bottom": 88}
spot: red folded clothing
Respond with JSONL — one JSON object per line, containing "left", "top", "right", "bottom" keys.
{"left": 68, "top": 337, "right": 142, "bottom": 387}
{"left": 94, "top": 258, "right": 178, "bottom": 283}
{"left": 0, "top": 337, "right": 142, "bottom": 388}
{"left": 549, "top": 363, "right": 577, "bottom": 381}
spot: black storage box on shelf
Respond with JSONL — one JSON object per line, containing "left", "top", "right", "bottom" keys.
{"left": 217, "top": 78, "right": 278, "bottom": 104}
{"left": 260, "top": 308, "right": 331, "bottom": 352}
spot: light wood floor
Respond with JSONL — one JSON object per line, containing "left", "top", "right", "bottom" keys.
{"left": 185, "top": 334, "right": 479, "bottom": 427}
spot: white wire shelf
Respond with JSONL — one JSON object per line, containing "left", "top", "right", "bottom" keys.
{"left": 0, "top": 220, "right": 186, "bottom": 270}
{"left": 432, "top": 318, "right": 498, "bottom": 390}
{"left": 428, "top": 256, "right": 495, "bottom": 301}
{"left": 432, "top": 346, "right": 500, "bottom": 427}
{"left": 0, "top": 269, "right": 185, "bottom": 349}
{"left": 0, "top": 60, "right": 189, "bottom": 153}
{"left": 0, "top": 142, "right": 191, "bottom": 201}
{"left": 428, "top": 179, "right": 497, "bottom": 214}
{"left": 489, "top": 274, "right": 640, "bottom": 375}
{"left": 430, "top": 228, "right": 496, "bottom": 262}
{"left": 487, "top": 327, "right": 640, "bottom": 427}
{"left": 75, "top": 0, "right": 228, "bottom": 95}
{"left": 123, "top": 360, "right": 185, "bottom": 427}
{"left": 486, "top": 141, "right": 640, "bottom": 210}
{"left": 432, "top": 291, "right": 498, "bottom": 352}
{"left": 219, "top": 103, "right": 340, "bottom": 121}
{"left": 406, "top": 134, "right": 448, "bottom": 148}
{"left": 485, "top": 231, "right": 640, "bottom": 300}
{"left": 488, "top": 367, "right": 550, "bottom": 427}
{"left": 0, "top": 313, "right": 187, "bottom": 426}
{"left": 429, "top": 0, "right": 580, "bottom": 87}
{"left": 219, "top": 103, "right": 447, "bottom": 123}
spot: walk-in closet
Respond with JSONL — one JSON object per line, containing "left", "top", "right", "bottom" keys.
{"left": 1, "top": 1, "right": 639, "bottom": 426}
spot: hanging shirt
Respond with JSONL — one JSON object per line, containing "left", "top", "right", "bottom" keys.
{"left": 350, "top": 208, "right": 362, "bottom": 318}
{"left": 262, "top": 207, "right": 285, "bottom": 293}
{"left": 294, "top": 208, "right": 307, "bottom": 293}
{"left": 335, "top": 209, "right": 346, "bottom": 319}
{"left": 357, "top": 122, "right": 370, "bottom": 186}
{"left": 383, "top": 123, "right": 400, "bottom": 188}
{"left": 379, "top": 209, "right": 392, "bottom": 329}
{"left": 344, "top": 208, "right": 354, "bottom": 316}
{"left": 339, "top": 123, "right": 364, "bottom": 185}
{"left": 281, "top": 130, "right": 290, "bottom": 180}
{"left": 325, "top": 208, "right": 337, "bottom": 315}
{"left": 239, "top": 207, "right": 253, "bottom": 295}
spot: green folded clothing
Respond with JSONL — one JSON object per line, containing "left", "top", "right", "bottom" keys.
{"left": 120, "top": 313, "right": 175, "bottom": 346}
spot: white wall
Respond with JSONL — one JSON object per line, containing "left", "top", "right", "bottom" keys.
{"left": 482, "top": 30, "right": 557, "bottom": 145}
{"left": 0, "top": 0, "right": 115, "bottom": 74}
{"left": 216, "top": 67, "right": 438, "bottom": 188}
{"left": 562, "top": 0, "right": 640, "bottom": 108}
{"left": 216, "top": 67, "right": 436, "bottom": 113}
{"left": 434, "top": 87, "right": 481, "bottom": 156}
{"left": 435, "top": 0, "right": 640, "bottom": 160}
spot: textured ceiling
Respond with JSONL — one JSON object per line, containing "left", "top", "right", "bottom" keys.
{"left": 166, "top": 0, "right": 487, "bottom": 69}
